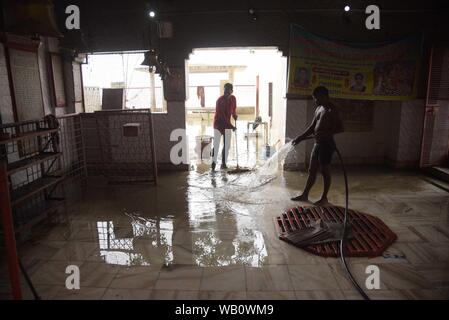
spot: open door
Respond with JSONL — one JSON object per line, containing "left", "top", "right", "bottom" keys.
{"left": 420, "top": 42, "right": 449, "bottom": 180}
{"left": 420, "top": 105, "right": 449, "bottom": 168}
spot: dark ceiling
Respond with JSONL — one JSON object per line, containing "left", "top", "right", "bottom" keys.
{"left": 1, "top": 0, "right": 448, "bottom": 58}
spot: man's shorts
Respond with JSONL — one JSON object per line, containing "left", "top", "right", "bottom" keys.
{"left": 310, "top": 139, "right": 336, "bottom": 167}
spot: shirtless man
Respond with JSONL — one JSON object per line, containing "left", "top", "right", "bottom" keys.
{"left": 291, "top": 86, "right": 344, "bottom": 205}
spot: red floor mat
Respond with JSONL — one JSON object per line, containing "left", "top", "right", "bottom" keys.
{"left": 275, "top": 206, "right": 397, "bottom": 257}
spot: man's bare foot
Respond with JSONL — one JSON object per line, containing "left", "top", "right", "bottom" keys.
{"left": 314, "top": 198, "right": 329, "bottom": 206}
{"left": 291, "top": 194, "right": 309, "bottom": 201}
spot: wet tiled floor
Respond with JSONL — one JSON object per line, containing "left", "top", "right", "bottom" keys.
{"left": 1, "top": 164, "right": 449, "bottom": 300}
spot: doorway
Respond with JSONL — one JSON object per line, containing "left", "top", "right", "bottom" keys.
{"left": 185, "top": 47, "right": 287, "bottom": 168}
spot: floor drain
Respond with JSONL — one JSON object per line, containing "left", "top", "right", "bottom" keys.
{"left": 275, "top": 206, "right": 397, "bottom": 257}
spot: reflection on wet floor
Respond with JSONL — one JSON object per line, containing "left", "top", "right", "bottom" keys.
{"left": 2, "top": 140, "right": 449, "bottom": 299}
{"left": 66, "top": 142, "right": 296, "bottom": 269}
{"left": 96, "top": 215, "right": 174, "bottom": 266}
{"left": 193, "top": 228, "right": 267, "bottom": 267}
{"left": 94, "top": 208, "right": 268, "bottom": 268}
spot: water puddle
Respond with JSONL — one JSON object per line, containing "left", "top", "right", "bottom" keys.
{"left": 188, "top": 143, "right": 296, "bottom": 206}
{"left": 94, "top": 143, "right": 296, "bottom": 267}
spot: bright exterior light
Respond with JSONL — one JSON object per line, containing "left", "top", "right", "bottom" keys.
{"left": 149, "top": 11, "right": 156, "bottom": 18}
{"left": 344, "top": 5, "right": 350, "bottom": 12}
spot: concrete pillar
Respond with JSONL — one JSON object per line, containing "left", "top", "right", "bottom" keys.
{"left": 283, "top": 99, "right": 312, "bottom": 170}
{"left": 152, "top": 60, "right": 188, "bottom": 170}
{"left": 149, "top": 70, "right": 156, "bottom": 111}
{"left": 394, "top": 99, "right": 425, "bottom": 168}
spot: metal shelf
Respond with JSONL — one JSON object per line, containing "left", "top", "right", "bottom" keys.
{"left": 10, "top": 176, "right": 64, "bottom": 206}
{"left": 7, "top": 152, "right": 60, "bottom": 175}
{"left": 0, "top": 128, "right": 58, "bottom": 145}
{"left": 13, "top": 199, "right": 66, "bottom": 236}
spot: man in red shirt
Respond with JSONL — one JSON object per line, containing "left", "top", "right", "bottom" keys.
{"left": 211, "top": 83, "right": 238, "bottom": 171}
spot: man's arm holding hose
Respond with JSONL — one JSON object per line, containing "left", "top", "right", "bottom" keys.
{"left": 292, "top": 114, "right": 317, "bottom": 146}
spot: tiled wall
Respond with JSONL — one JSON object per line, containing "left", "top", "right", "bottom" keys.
{"left": 8, "top": 47, "right": 44, "bottom": 121}
{"left": 1, "top": 34, "right": 187, "bottom": 170}
{"left": 38, "top": 40, "right": 53, "bottom": 116}
{"left": 0, "top": 43, "right": 14, "bottom": 123}
{"left": 47, "top": 37, "right": 76, "bottom": 116}
{"left": 73, "top": 62, "right": 84, "bottom": 113}
{"left": 284, "top": 99, "right": 309, "bottom": 170}
{"left": 394, "top": 100, "right": 425, "bottom": 167}
{"left": 0, "top": 37, "right": 69, "bottom": 123}
{"left": 386, "top": 102, "right": 402, "bottom": 165}
{"left": 62, "top": 58, "right": 76, "bottom": 115}
{"left": 76, "top": 106, "right": 187, "bottom": 171}
{"left": 429, "top": 101, "right": 449, "bottom": 165}
{"left": 283, "top": 98, "right": 425, "bottom": 168}
{"left": 152, "top": 101, "right": 187, "bottom": 168}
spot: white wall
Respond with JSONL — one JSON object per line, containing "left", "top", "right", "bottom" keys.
{"left": 152, "top": 101, "right": 187, "bottom": 167}
{"left": 268, "top": 56, "right": 288, "bottom": 147}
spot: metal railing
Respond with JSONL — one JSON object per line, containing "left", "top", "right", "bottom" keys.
{"left": 81, "top": 109, "right": 158, "bottom": 184}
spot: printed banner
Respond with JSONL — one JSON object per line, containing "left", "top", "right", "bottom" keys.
{"left": 288, "top": 25, "right": 422, "bottom": 100}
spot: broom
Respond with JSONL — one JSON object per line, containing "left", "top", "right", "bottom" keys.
{"left": 227, "top": 118, "right": 252, "bottom": 174}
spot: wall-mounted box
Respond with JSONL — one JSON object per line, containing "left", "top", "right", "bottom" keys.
{"left": 123, "top": 123, "right": 141, "bottom": 137}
